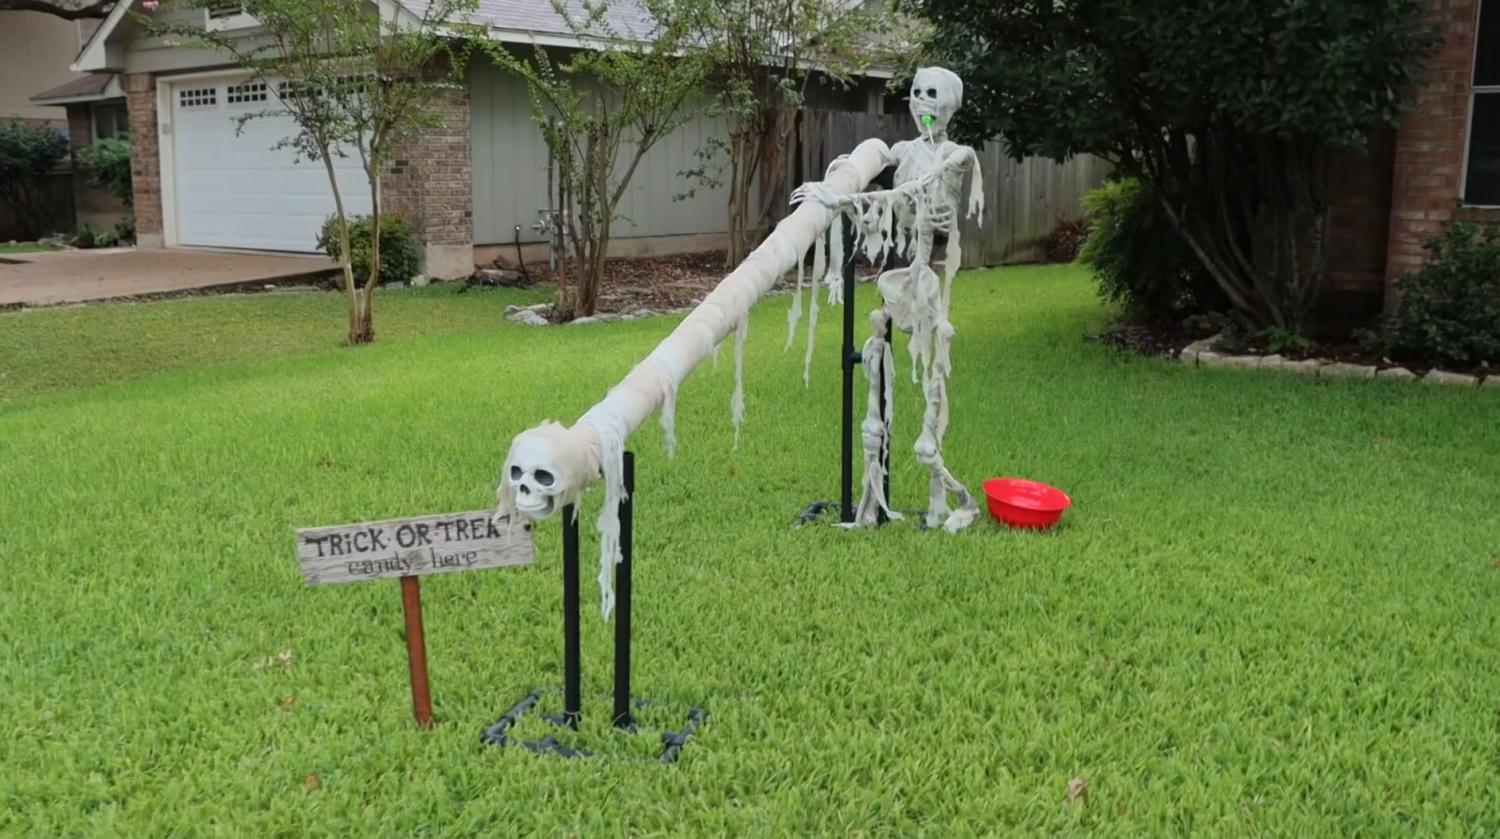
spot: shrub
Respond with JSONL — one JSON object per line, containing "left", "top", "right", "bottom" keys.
{"left": 316, "top": 214, "right": 421, "bottom": 287}
{"left": 1372, "top": 221, "right": 1500, "bottom": 368}
{"left": 1079, "top": 178, "right": 1217, "bottom": 319}
{"left": 112, "top": 214, "right": 136, "bottom": 245}
{"left": 77, "top": 137, "right": 133, "bottom": 207}
{"left": 0, "top": 119, "right": 69, "bottom": 239}
{"left": 1044, "top": 217, "right": 1089, "bottom": 263}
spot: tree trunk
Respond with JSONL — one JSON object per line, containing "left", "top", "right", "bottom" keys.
{"left": 350, "top": 289, "right": 375, "bottom": 345}
{"left": 318, "top": 150, "right": 361, "bottom": 344}
{"left": 350, "top": 168, "right": 381, "bottom": 346}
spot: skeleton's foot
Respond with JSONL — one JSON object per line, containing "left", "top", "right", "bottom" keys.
{"left": 915, "top": 433, "right": 979, "bottom": 533}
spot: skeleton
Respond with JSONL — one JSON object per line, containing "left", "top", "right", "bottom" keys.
{"left": 496, "top": 68, "right": 985, "bottom": 617}
{"left": 790, "top": 66, "right": 983, "bottom": 532}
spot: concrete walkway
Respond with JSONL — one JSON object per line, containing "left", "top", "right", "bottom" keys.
{"left": 0, "top": 248, "right": 340, "bottom": 307}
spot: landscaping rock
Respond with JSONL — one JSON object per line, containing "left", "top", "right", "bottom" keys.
{"left": 1178, "top": 348, "right": 1200, "bottom": 366}
{"left": 475, "top": 267, "right": 523, "bottom": 285}
{"left": 1424, "top": 370, "right": 1479, "bottom": 387}
{"left": 411, "top": 274, "right": 430, "bottom": 287}
{"left": 1196, "top": 351, "right": 1224, "bottom": 367}
{"left": 1281, "top": 359, "right": 1324, "bottom": 376}
{"left": 506, "top": 309, "right": 550, "bottom": 327}
{"left": 1259, "top": 354, "right": 1286, "bottom": 369}
{"left": 1482, "top": 376, "right": 1500, "bottom": 390}
{"left": 1320, "top": 362, "right": 1377, "bottom": 380}
{"left": 569, "top": 316, "right": 602, "bottom": 326}
{"left": 1376, "top": 366, "right": 1418, "bottom": 381}
{"left": 1223, "top": 355, "right": 1262, "bottom": 369}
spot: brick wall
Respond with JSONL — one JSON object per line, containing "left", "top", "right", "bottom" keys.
{"left": 124, "top": 73, "right": 163, "bottom": 247}
{"left": 386, "top": 83, "right": 473, "bottom": 279}
{"left": 1385, "top": 0, "right": 1498, "bottom": 300}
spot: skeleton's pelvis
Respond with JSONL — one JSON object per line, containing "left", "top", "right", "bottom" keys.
{"left": 877, "top": 264, "right": 941, "bottom": 335}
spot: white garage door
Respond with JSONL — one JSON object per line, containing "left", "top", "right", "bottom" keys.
{"left": 170, "top": 78, "right": 371, "bottom": 252}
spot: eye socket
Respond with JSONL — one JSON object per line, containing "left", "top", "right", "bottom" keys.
{"left": 509, "top": 465, "right": 523, "bottom": 481}
{"left": 534, "top": 469, "right": 555, "bottom": 488}
{"left": 927, "top": 88, "right": 938, "bottom": 98}
{"left": 911, "top": 88, "right": 920, "bottom": 97}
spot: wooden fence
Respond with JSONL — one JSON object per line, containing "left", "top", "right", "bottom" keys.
{"left": 791, "top": 109, "right": 1113, "bottom": 266}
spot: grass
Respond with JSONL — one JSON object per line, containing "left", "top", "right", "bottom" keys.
{"left": 0, "top": 285, "right": 549, "bottom": 404}
{"left": 2, "top": 265, "right": 1498, "bottom": 834}
{"left": 0, "top": 241, "right": 62, "bottom": 255}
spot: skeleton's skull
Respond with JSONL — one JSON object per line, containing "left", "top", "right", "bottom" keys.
{"left": 908, "top": 67, "right": 963, "bottom": 139}
{"left": 496, "top": 421, "right": 596, "bottom": 521}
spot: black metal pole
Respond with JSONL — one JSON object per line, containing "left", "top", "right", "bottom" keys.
{"left": 561, "top": 503, "right": 581, "bottom": 729}
{"left": 839, "top": 226, "right": 858, "bottom": 524}
{"left": 612, "top": 451, "right": 636, "bottom": 729}
{"left": 877, "top": 316, "right": 892, "bottom": 525}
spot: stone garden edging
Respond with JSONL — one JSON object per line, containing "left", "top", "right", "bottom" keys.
{"left": 1179, "top": 336, "right": 1498, "bottom": 389}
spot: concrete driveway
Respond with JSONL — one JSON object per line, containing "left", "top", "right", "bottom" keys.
{"left": 0, "top": 248, "right": 341, "bottom": 307}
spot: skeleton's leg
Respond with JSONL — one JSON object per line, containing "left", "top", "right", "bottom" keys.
{"left": 852, "top": 308, "right": 901, "bottom": 526}
{"left": 912, "top": 319, "right": 978, "bottom": 532}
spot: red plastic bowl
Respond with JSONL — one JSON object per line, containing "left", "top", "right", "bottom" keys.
{"left": 982, "top": 478, "right": 1071, "bottom": 530}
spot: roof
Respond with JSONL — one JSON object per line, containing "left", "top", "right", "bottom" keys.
{"left": 30, "top": 74, "right": 124, "bottom": 105}
{"left": 74, "top": 0, "right": 892, "bottom": 77}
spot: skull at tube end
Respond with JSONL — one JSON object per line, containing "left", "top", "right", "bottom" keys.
{"left": 497, "top": 421, "right": 593, "bottom": 522}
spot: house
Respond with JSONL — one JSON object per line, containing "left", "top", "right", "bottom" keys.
{"left": 69, "top": 0, "right": 892, "bottom": 278}
{"left": 1295, "top": 0, "right": 1499, "bottom": 322}
{"left": 0, "top": 11, "right": 93, "bottom": 124}
{"left": 0, "top": 11, "right": 125, "bottom": 237}
{"left": 1384, "top": 0, "right": 1500, "bottom": 296}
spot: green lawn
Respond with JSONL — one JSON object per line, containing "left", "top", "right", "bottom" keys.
{"left": 0, "top": 241, "right": 63, "bottom": 255}
{"left": 0, "top": 285, "right": 549, "bottom": 403}
{"left": 2, "top": 266, "right": 1498, "bottom": 834}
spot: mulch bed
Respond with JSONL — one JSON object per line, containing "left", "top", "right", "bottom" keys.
{"left": 1087, "top": 316, "right": 1222, "bottom": 358}
{"left": 483, "top": 248, "right": 863, "bottom": 316}
{"left": 1089, "top": 314, "right": 1496, "bottom": 378}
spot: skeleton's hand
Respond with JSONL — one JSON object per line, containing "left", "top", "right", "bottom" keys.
{"left": 790, "top": 182, "right": 851, "bottom": 212}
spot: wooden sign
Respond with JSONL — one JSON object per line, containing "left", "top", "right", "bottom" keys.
{"left": 293, "top": 509, "right": 535, "bottom": 728}
{"left": 296, "top": 510, "right": 534, "bottom": 586}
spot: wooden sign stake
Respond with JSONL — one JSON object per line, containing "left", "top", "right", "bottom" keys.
{"left": 400, "top": 576, "right": 433, "bottom": 728}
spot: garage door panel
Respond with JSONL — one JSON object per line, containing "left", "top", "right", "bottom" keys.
{"left": 171, "top": 78, "right": 371, "bottom": 252}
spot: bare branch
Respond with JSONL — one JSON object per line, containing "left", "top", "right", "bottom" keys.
{"left": 0, "top": 0, "right": 112, "bottom": 20}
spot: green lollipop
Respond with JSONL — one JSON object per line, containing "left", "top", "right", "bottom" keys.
{"left": 921, "top": 114, "right": 935, "bottom": 130}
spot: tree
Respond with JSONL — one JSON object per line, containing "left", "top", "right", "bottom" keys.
{"left": 0, "top": 0, "right": 111, "bottom": 20}
{"left": 678, "top": 0, "right": 887, "bottom": 267}
{"left": 0, "top": 119, "right": 68, "bottom": 239}
{"left": 148, "top": 0, "right": 472, "bottom": 344}
{"left": 484, "top": 0, "right": 707, "bottom": 318}
{"left": 911, "top": 0, "right": 1433, "bottom": 332}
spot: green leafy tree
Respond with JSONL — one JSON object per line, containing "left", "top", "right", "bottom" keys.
{"left": 676, "top": 0, "right": 889, "bottom": 266}
{"left": 910, "top": 0, "right": 1433, "bottom": 331}
{"left": 147, "top": 0, "right": 473, "bottom": 344}
{"left": 0, "top": 119, "right": 68, "bottom": 239}
{"left": 483, "top": 0, "right": 708, "bottom": 318}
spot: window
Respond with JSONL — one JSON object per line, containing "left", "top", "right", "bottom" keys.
{"left": 226, "top": 81, "right": 268, "bottom": 104}
{"left": 178, "top": 87, "right": 217, "bottom": 109}
{"left": 1464, "top": 0, "right": 1500, "bottom": 204}
{"left": 207, "top": 0, "right": 245, "bottom": 18}
{"left": 204, "top": 0, "right": 255, "bottom": 31}
{"left": 92, "top": 104, "right": 129, "bottom": 140}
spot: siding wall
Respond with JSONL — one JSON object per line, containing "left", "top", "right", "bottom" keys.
{"left": 469, "top": 56, "right": 737, "bottom": 246}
